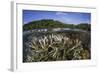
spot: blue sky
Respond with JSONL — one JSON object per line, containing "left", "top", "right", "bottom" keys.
{"left": 23, "top": 10, "right": 91, "bottom": 25}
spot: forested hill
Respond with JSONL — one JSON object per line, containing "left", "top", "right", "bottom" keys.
{"left": 23, "top": 19, "right": 90, "bottom": 31}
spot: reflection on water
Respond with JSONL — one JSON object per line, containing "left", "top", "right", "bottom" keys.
{"left": 23, "top": 28, "right": 87, "bottom": 35}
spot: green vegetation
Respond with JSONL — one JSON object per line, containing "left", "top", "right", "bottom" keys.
{"left": 23, "top": 19, "right": 90, "bottom": 31}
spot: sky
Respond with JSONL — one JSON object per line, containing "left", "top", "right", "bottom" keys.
{"left": 23, "top": 10, "right": 91, "bottom": 25}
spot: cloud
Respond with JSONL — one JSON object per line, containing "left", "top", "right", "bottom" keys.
{"left": 55, "top": 12, "right": 72, "bottom": 23}
{"left": 56, "top": 12, "right": 68, "bottom": 16}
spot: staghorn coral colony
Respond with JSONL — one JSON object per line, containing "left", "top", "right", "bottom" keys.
{"left": 23, "top": 30, "right": 90, "bottom": 62}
